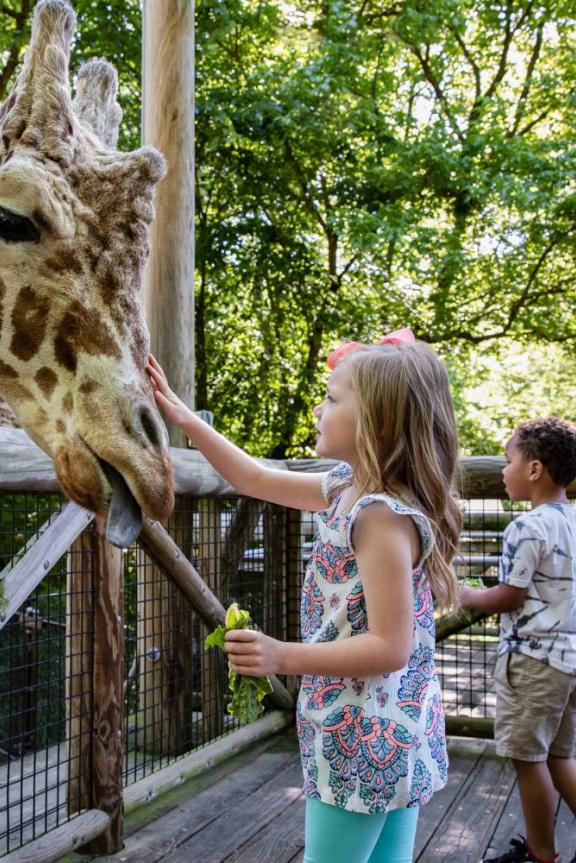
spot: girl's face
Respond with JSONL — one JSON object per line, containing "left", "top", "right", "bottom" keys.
{"left": 313, "top": 363, "right": 359, "bottom": 465}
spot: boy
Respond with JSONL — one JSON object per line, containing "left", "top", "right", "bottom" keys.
{"left": 460, "top": 417, "right": 576, "bottom": 863}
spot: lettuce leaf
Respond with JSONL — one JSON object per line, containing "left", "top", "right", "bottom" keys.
{"left": 204, "top": 603, "right": 273, "bottom": 725}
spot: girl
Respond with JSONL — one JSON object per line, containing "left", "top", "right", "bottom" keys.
{"left": 147, "top": 329, "right": 461, "bottom": 863}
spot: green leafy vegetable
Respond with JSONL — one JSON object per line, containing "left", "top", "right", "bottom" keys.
{"left": 205, "top": 603, "right": 273, "bottom": 725}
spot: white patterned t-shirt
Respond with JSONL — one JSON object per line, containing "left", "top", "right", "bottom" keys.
{"left": 297, "top": 462, "right": 448, "bottom": 814}
{"left": 498, "top": 503, "right": 576, "bottom": 675}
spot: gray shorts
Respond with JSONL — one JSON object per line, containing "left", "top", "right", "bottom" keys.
{"left": 494, "top": 652, "right": 576, "bottom": 761}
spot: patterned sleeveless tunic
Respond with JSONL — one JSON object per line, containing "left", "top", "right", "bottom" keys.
{"left": 297, "top": 462, "right": 448, "bottom": 814}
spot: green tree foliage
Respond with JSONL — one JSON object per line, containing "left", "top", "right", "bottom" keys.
{"left": 195, "top": 0, "right": 576, "bottom": 455}
{"left": 2, "top": 1, "right": 574, "bottom": 456}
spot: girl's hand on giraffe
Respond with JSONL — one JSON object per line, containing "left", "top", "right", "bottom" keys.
{"left": 224, "top": 629, "right": 285, "bottom": 677}
{"left": 146, "top": 355, "right": 194, "bottom": 428}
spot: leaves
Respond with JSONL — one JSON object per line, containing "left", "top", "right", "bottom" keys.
{"left": 204, "top": 603, "right": 272, "bottom": 726}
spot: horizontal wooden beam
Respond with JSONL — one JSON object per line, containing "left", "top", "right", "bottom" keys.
{"left": 435, "top": 608, "right": 488, "bottom": 642}
{"left": 445, "top": 715, "right": 494, "bottom": 739}
{"left": 2, "top": 809, "right": 110, "bottom": 863}
{"left": 5, "top": 427, "right": 574, "bottom": 498}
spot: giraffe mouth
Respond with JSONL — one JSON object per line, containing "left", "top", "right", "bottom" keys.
{"left": 100, "top": 461, "right": 143, "bottom": 548}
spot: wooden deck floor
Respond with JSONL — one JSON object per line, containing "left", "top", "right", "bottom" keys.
{"left": 69, "top": 731, "right": 576, "bottom": 863}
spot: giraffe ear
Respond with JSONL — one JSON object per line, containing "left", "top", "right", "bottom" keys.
{"left": 0, "top": 0, "right": 76, "bottom": 164}
{"left": 73, "top": 58, "right": 123, "bottom": 149}
{"left": 118, "top": 146, "right": 167, "bottom": 190}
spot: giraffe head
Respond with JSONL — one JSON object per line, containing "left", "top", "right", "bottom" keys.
{"left": 0, "top": 0, "right": 174, "bottom": 542}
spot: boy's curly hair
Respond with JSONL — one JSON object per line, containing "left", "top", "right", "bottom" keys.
{"left": 514, "top": 417, "right": 576, "bottom": 487}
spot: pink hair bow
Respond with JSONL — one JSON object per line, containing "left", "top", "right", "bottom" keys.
{"left": 327, "top": 327, "right": 416, "bottom": 370}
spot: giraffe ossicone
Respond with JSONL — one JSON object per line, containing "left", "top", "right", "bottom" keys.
{"left": 0, "top": 0, "right": 175, "bottom": 544}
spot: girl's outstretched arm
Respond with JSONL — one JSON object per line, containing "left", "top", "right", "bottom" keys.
{"left": 226, "top": 503, "right": 418, "bottom": 678}
{"left": 147, "top": 355, "right": 328, "bottom": 512}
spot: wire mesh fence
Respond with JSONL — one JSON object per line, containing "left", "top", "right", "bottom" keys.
{"left": 0, "top": 487, "right": 573, "bottom": 856}
{"left": 0, "top": 492, "right": 293, "bottom": 855}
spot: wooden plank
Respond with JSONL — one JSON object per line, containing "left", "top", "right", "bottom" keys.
{"left": 418, "top": 742, "right": 516, "bottom": 862}
{"left": 554, "top": 800, "right": 576, "bottom": 858}
{"left": 226, "top": 794, "right": 305, "bottom": 863}
{"left": 123, "top": 710, "right": 293, "bottom": 814}
{"left": 0, "top": 503, "right": 94, "bottom": 630}
{"left": 415, "top": 737, "right": 487, "bottom": 859}
{"left": 167, "top": 759, "right": 304, "bottom": 863}
{"left": 3, "top": 810, "right": 109, "bottom": 863}
{"left": 484, "top": 782, "right": 527, "bottom": 860}
{"left": 80, "top": 738, "right": 299, "bottom": 863}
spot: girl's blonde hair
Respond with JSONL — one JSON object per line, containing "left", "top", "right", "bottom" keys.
{"left": 344, "top": 342, "right": 461, "bottom": 609}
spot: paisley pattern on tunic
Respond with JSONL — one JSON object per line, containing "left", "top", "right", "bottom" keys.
{"left": 407, "top": 760, "right": 434, "bottom": 807}
{"left": 297, "top": 462, "right": 449, "bottom": 814}
{"left": 397, "top": 646, "right": 436, "bottom": 721}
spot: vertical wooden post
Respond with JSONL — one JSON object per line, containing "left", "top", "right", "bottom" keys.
{"left": 89, "top": 520, "right": 124, "bottom": 853}
{"left": 67, "top": 532, "right": 94, "bottom": 816}
{"left": 285, "top": 509, "right": 303, "bottom": 696}
{"left": 142, "top": 0, "right": 195, "bottom": 421}
{"left": 140, "top": 0, "right": 196, "bottom": 757}
{"left": 67, "top": 521, "right": 125, "bottom": 854}
{"left": 197, "top": 499, "right": 225, "bottom": 741}
{"left": 263, "top": 504, "right": 284, "bottom": 639}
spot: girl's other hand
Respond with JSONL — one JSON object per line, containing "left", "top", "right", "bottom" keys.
{"left": 224, "top": 629, "right": 284, "bottom": 676}
{"left": 146, "top": 355, "right": 193, "bottom": 428}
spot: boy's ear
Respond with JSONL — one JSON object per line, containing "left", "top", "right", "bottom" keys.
{"left": 528, "top": 459, "right": 544, "bottom": 481}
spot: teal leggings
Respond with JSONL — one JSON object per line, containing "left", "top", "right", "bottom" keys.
{"left": 304, "top": 798, "right": 419, "bottom": 863}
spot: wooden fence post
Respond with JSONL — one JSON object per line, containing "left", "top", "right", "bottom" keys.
{"left": 285, "top": 509, "right": 303, "bottom": 696}
{"left": 68, "top": 520, "right": 124, "bottom": 855}
{"left": 197, "top": 499, "right": 225, "bottom": 741}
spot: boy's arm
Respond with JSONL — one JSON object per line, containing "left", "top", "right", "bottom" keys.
{"left": 459, "top": 583, "right": 528, "bottom": 613}
{"left": 147, "top": 356, "right": 328, "bottom": 512}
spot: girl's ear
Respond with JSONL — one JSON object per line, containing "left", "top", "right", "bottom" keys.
{"left": 528, "top": 459, "right": 544, "bottom": 481}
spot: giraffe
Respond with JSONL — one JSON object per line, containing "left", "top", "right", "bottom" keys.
{"left": 0, "top": 0, "right": 174, "bottom": 544}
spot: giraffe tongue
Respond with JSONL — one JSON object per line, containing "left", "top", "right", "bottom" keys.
{"left": 102, "top": 462, "right": 143, "bottom": 548}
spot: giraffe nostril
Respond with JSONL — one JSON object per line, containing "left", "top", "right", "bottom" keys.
{"left": 139, "top": 406, "right": 163, "bottom": 450}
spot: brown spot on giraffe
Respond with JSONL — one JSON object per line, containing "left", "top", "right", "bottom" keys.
{"left": 54, "top": 301, "right": 121, "bottom": 372}
{"left": 78, "top": 378, "right": 101, "bottom": 395}
{"left": 41, "top": 248, "right": 84, "bottom": 276}
{"left": 35, "top": 367, "right": 58, "bottom": 398}
{"left": 10, "top": 285, "right": 50, "bottom": 361}
{"left": 0, "top": 359, "right": 18, "bottom": 379}
{"left": 62, "top": 392, "right": 74, "bottom": 414}
{"left": 55, "top": 419, "right": 65, "bottom": 433}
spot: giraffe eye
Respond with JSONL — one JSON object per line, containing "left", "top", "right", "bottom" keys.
{"left": 0, "top": 206, "right": 40, "bottom": 243}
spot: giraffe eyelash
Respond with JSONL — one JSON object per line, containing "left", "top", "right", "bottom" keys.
{"left": 0, "top": 206, "right": 40, "bottom": 244}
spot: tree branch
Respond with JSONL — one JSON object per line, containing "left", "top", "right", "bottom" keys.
{"left": 510, "top": 22, "right": 543, "bottom": 136}
{"left": 400, "top": 38, "right": 465, "bottom": 143}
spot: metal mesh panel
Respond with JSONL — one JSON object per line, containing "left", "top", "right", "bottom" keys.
{"left": 122, "top": 497, "right": 289, "bottom": 784}
{"left": 436, "top": 498, "right": 530, "bottom": 720}
{"left": 0, "top": 493, "right": 95, "bottom": 854}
